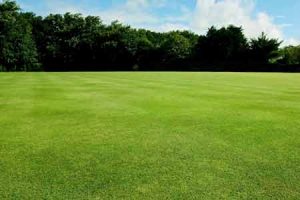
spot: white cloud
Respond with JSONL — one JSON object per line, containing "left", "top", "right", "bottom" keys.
{"left": 190, "top": 0, "right": 300, "bottom": 46}
{"left": 153, "top": 23, "right": 191, "bottom": 32}
{"left": 96, "top": 0, "right": 161, "bottom": 25}
{"left": 191, "top": 0, "right": 282, "bottom": 39}
{"left": 39, "top": 0, "right": 163, "bottom": 27}
{"left": 44, "top": 0, "right": 84, "bottom": 14}
{"left": 283, "top": 38, "right": 300, "bottom": 46}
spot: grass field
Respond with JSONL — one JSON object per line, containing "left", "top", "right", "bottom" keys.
{"left": 0, "top": 72, "right": 299, "bottom": 199}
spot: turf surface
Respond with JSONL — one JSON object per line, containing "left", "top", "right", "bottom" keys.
{"left": 0, "top": 72, "right": 299, "bottom": 199}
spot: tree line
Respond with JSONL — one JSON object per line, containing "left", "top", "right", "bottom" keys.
{"left": 1, "top": 0, "right": 300, "bottom": 72}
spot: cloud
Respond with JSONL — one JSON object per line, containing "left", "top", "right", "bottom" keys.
{"left": 191, "top": 0, "right": 282, "bottom": 39}
{"left": 95, "top": 0, "right": 161, "bottom": 26}
{"left": 190, "top": 0, "right": 299, "bottom": 46}
{"left": 95, "top": 0, "right": 192, "bottom": 30}
{"left": 152, "top": 23, "right": 191, "bottom": 32}
{"left": 283, "top": 38, "right": 300, "bottom": 46}
{"left": 43, "top": 0, "right": 85, "bottom": 14}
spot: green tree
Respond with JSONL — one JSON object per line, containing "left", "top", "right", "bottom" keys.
{"left": 195, "top": 25, "right": 248, "bottom": 64}
{"left": 277, "top": 45, "right": 300, "bottom": 65}
{"left": 0, "top": 0, "right": 290, "bottom": 72}
{"left": 161, "top": 32, "right": 192, "bottom": 62}
{"left": 0, "top": 0, "right": 40, "bottom": 71}
{"left": 249, "top": 32, "right": 281, "bottom": 64}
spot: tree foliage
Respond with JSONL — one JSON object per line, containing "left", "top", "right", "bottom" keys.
{"left": 0, "top": 0, "right": 296, "bottom": 72}
{"left": 249, "top": 33, "right": 281, "bottom": 64}
{"left": 195, "top": 26, "right": 248, "bottom": 65}
{"left": 277, "top": 45, "right": 300, "bottom": 65}
{"left": 0, "top": 0, "right": 40, "bottom": 71}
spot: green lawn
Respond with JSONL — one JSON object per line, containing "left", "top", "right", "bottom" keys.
{"left": 0, "top": 72, "right": 299, "bottom": 199}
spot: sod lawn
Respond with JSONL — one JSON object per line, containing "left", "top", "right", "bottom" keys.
{"left": 0, "top": 72, "right": 299, "bottom": 199}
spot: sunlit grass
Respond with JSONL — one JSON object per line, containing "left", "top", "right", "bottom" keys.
{"left": 0, "top": 72, "right": 299, "bottom": 199}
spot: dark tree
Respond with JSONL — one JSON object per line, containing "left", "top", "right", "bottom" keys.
{"left": 0, "top": 1, "right": 296, "bottom": 72}
{"left": 0, "top": 0, "right": 40, "bottom": 71}
{"left": 279, "top": 45, "right": 300, "bottom": 65}
{"left": 195, "top": 25, "right": 248, "bottom": 65}
{"left": 249, "top": 32, "right": 281, "bottom": 64}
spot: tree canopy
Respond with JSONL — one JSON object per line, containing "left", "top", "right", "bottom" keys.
{"left": 0, "top": 0, "right": 297, "bottom": 72}
{"left": 277, "top": 45, "right": 300, "bottom": 65}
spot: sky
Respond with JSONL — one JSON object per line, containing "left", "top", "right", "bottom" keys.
{"left": 14, "top": 0, "right": 300, "bottom": 46}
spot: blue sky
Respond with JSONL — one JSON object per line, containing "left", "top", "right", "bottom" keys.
{"left": 14, "top": 0, "right": 300, "bottom": 45}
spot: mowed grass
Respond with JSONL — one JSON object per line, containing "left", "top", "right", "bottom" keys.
{"left": 0, "top": 72, "right": 299, "bottom": 199}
